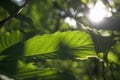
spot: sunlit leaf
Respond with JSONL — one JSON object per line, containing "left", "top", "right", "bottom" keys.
{"left": 81, "top": 0, "right": 88, "bottom": 4}
{"left": 17, "top": 60, "right": 37, "bottom": 73}
{"left": 108, "top": 52, "right": 119, "bottom": 64}
{"left": 1, "top": 31, "right": 96, "bottom": 61}
{"left": 0, "top": 30, "right": 23, "bottom": 53}
{"left": 16, "top": 68, "right": 57, "bottom": 80}
{"left": 24, "top": 31, "right": 96, "bottom": 59}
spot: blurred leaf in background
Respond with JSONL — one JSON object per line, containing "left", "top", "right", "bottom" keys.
{"left": 0, "top": 0, "right": 120, "bottom": 80}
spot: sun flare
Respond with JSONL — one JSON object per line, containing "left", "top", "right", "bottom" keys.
{"left": 88, "top": 0, "right": 112, "bottom": 23}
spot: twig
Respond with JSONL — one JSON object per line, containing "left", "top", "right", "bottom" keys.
{"left": 102, "top": 61, "right": 106, "bottom": 80}
{"left": 102, "top": 51, "right": 108, "bottom": 80}
{"left": 0, "top": 0, "right": 30, "bottom": 28}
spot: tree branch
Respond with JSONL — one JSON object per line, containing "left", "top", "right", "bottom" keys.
{"left": 0, "top": 0, "right": 30, "bottom": 28}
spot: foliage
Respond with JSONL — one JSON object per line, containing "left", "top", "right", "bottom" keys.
{"left": 0, "top": 0, "right": 120, "bottom": 80}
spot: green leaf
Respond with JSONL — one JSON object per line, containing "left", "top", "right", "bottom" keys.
{"left": 24, "top": 31, "right": 96, "bottom": 59}
{"left": 0, "top": 30, "right": 23, "bottom": 53}
{"left": 17, "top": 60, "right": 37, "bottom": 73}
{"left": 1, "top": 30, "right": 96, "bottom": 61}
{"left": 16, "top": 67, "right": 57, "bottom": 80}
{"left": 0, "top": 31, "right": 96, "bottom": 79}
{"left": 81, "top": 0, "right": 88, "bottom": 4}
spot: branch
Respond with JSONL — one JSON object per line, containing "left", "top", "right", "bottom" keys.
{"left": 0, "top": 0, "right": 30, "bottom": 28}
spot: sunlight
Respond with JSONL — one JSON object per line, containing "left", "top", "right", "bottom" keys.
{"left": 64, "top": 17, "right": 77, "bottom": 29}
{"left": 88, "top": 0, "right": 112, "bottom": 23}
{"left": 16, "top": 0, "right": 22, "bottom": 2}
{"left": 0, "top": 74, "right": 14, "bottom": 80}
